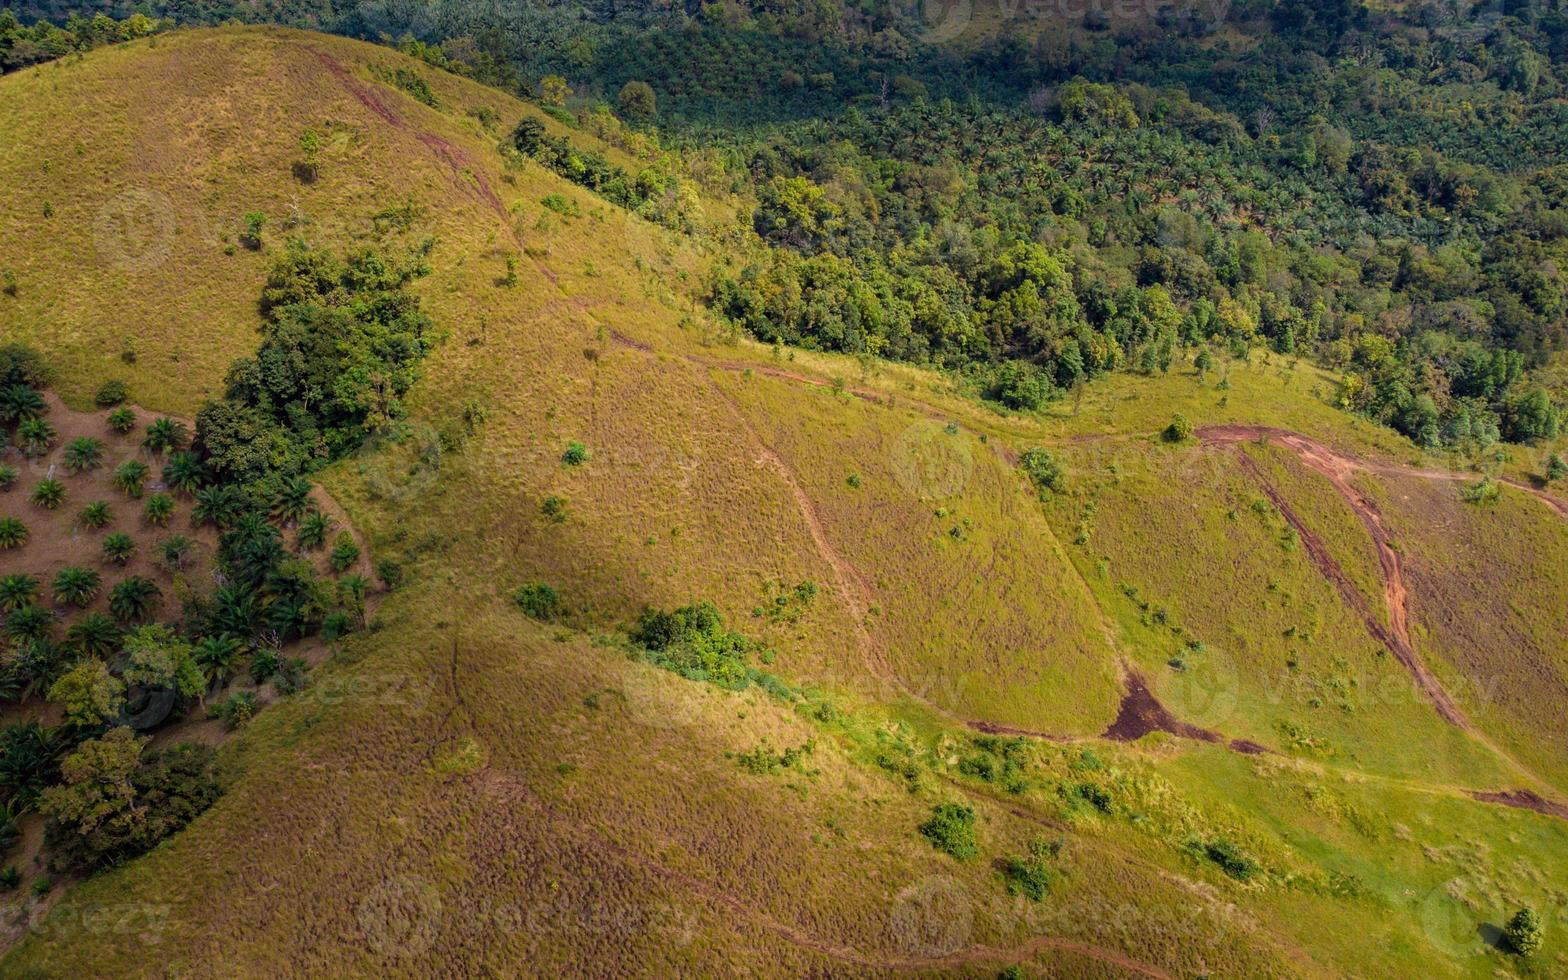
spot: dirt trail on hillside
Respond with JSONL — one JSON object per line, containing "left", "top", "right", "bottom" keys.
{"left": 1203, "top": 425, "right": 1472, "bottom": 728}
{"left": 313, "top": 49, "right": 513, "bottom": 232}
{"left": 1471, "top": 789, "right": 1568, "bottom": 820}
{"left": 480, "top": 771, "right": 1177, "bottom": 977}
{"left": 704, "top": 376, "right": 1080, "bottom": 743}
{"left": 1202, "top": 424, "right": 1568, "bottom": 807}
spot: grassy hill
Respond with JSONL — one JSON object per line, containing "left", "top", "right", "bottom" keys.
{"left": 1, "top": 26, "right": 1566, "bottom": 978}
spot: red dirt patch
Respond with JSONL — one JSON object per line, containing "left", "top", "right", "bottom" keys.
{"left": 1102, "top": 669, "right": 1223, "bottom": 744}
{"left": 1202, "top": 425, "right": 1470, "bottom": 729}
{"left": 1470, "top": 789, "right": 1568, "bottom": 821}
{"left": 312, "top": 49, "right": 512, "bottom": 228}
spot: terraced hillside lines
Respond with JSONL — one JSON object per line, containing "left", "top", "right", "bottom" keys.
{"left": 503, "top": 773, "right": 1180, "bottom": 979}
{"left": 700, "top": 370, "right": 1083, "bottom": 742}
{"left": 706, "top": 359, "right": 1133, "bottom": 736}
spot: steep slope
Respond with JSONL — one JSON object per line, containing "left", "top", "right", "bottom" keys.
{"left": 1, "top": 27, "right": 1565, "bottom": 979}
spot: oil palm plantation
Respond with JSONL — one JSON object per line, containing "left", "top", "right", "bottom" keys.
{"left": 193, "top": 484, "right": 244, "bottom": 530}
{"left": 192, "top": 634, "right": 246, "bottom": 681}
{"left": 155, "top": 534, "right": 192, "bottom": 571}
{"left": 4, "top": 604, "right": 53, "bottom": 643}
{"left": 16, "top": 417, "right": 55, "bottom": 457}
{"left": 0, "top": 383, "right": 44, "bottom": 424}
{"left": 0, "top": 517, "right": 26, "bottom": 549}
{"left": 79, "top": 501, "right": 111, "bottom": 529}
{"left": 162, "top": 451, "right": 205, "bottom": 495}
{"left": 141, "top": 417, "right": 189, "bottom": 454}
{"left": 102, "top": 532, "right": 136, "bottom": 565}
{"left": 0, "top": 574, "right": 39, "bottom": 611}
{"left": 272, "top": 476, "right": 313, "bottom": 525}
{"left": 296, "top": 509, "right": 333, "bottom": 550}
{"left": 0, "top": 722, "right": 59, "bottom": 809}
{"left": 142, "top": 492, "right": 175, "bottom": 526}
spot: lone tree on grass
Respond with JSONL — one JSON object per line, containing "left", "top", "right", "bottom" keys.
{"left": 1503, "top": 907, "right": 1542, "bottom": 957}
{"left": 1546, "top": 453, "right": 1567, "bottom": 484}
{"left": 1164, "top": 413, "right": 1195, "bottom": 443}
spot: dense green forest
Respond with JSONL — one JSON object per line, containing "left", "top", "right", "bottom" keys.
{"left": 8, "top": 0, "right": 1568, "bottom": 449}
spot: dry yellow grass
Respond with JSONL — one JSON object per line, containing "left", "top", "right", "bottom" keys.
{"left": 2, "top": 27, "right": 1565, "bottom": 979}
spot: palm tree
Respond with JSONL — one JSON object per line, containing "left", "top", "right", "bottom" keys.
{"left": 30, "top": 478, "right": 65, "bottom": 510}
{"left": 62, "top": 436, "right": 105, "bottom": 473}
{"left": 329, "top": 532, "right": 361, "bottom": 573}
{"left": 0, "top": 463, "right": 16, "bottom": 490}
{"left": 141, "top": 417, "right": 189, "bottom": 454}
{"left": 192, "top": 634, "right": 245, "bottom": 681}
{"left": 337, "top": 573, "right": 370, "bottom": 605}
{"left": 0, "top": 722, "right": 60, "bottom": 809}
{"left": 207, "top": 585, "right": 257, "bottom": 636}
{"left": 79, "top": 501, "right": 111, "bottom": 529}
{"left": 112, "top": 460, "right": 148, "bottom": 498}
{"left": 142, "top": 492, "right": 175, "bottom": 526}
{"left": 66, "top": 612, "right": 122, "bottom": 658}
{"left": 4, "top": 604, "right": 53, "bottom": 642}
{"left": 296, "top": 509, "right": 332, "bottom": 550}
{"left": 162, "top": 451, "right": 205, "bottom": 495}
{"left": 17, "top": 418, "right": 55, "bottom": 457}
{"left": 52, "top": 567, "right": 102, "bottom": 608}
{"left": 108, "top": 577, "right": 161, "bottom": 623}
{"left": 155, "top": 534, "right": 191, "bottom": 571}
{"left": 0, "top": 574, "right": 39, "bottom": 611}
{"left": 102, "top": 532, "right": 136, "bottom": 565}
{"left": 0, "top": 384, "right": 44, "bottom": 424}
{"left": 106, "top": 407, "right": 137, "bottom": 434}
{"left": 272, "top": 475, "right": 313, "bottom": 524}
{"left": 0, "top": 517, "right": 25, "bottom": 549}
{"left": 193, "top": 484, "right": 242, "bottom": 529}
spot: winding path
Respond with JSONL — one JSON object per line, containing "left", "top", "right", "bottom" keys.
{"left": 312, "top": 51, "right": 1568, "bottom": 823}
{"left": 1200, "top": 424, "right": 1568, "bottom": 806}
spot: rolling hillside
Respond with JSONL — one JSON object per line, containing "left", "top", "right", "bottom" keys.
{"left": 1, "top": 26, "right": 1566, "bottom": 978}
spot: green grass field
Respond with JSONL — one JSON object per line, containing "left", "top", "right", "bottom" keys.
{"left": 1, "top": 27, "right": 1565, "bottom": 978}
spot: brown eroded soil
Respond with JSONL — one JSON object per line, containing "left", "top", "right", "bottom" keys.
{"left": 1200, "top": 424, "right": 1568, "bottom": 813}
